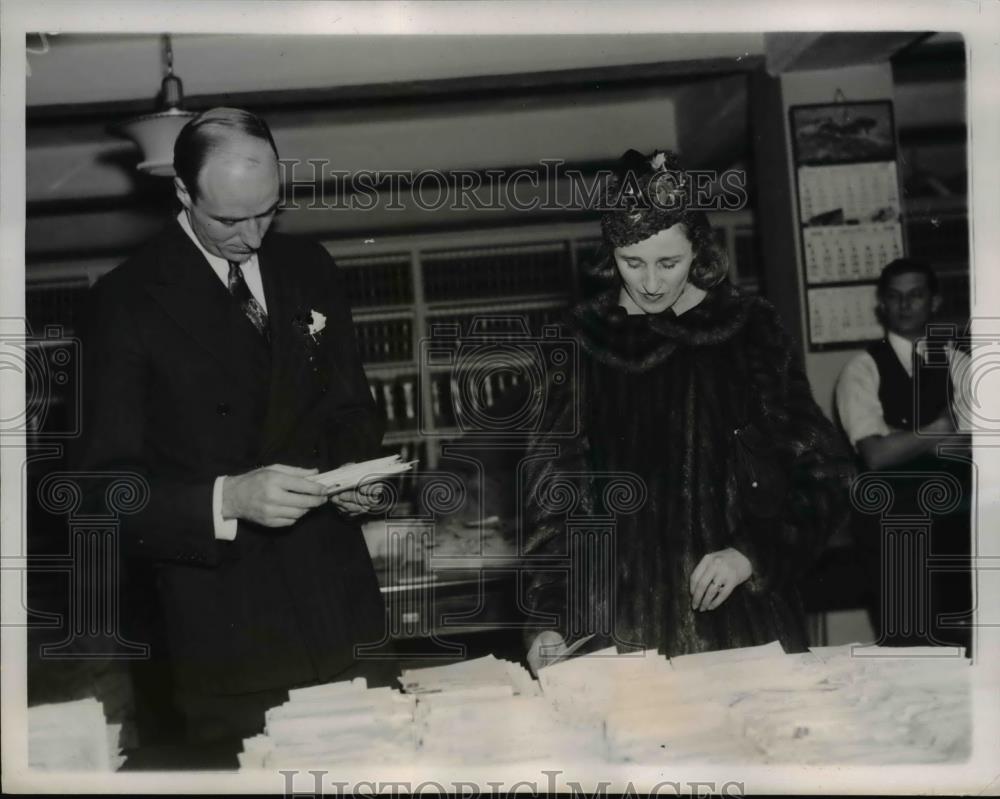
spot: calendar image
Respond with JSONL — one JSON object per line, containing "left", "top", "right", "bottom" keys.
{"left": 790, "top": 101, "right": 895, "bottom": 165}
{"left": 790, "top": 101, "right": 903, "bottom": 350}
{"left": 802, "top": 223, "right": 904, "bottom": 284}
{"left": 797, "top": 162, "right": 900, "bottom": 227}
{"left": 807, "top": 284, "right": 882, "bottom": 346}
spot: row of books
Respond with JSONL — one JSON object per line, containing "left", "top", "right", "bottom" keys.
{"left": 339, "top": 243, "right": 573, "bottom": 311}
{"left": 339, "top": 256, "right": 413, "bottom": 307}
{"left": 426, "top": 306, "right": 565, "bottom": 344}
{"left": 368, "top": 371, "right": 533, "bottom": 432}
{"left": 369, "top": 375, "right": 419, "bottom": 431}
{"left": 356, "top": 319, "right": 413, "bottom": 363}
{"left": 356, "top": 310, "right": 568, "bottom": 366}
{"left": 422, "top": 244, "right": 571, "bottom": 302}
{"left": 427, "top": 370, "right": 529, "bottom": 432}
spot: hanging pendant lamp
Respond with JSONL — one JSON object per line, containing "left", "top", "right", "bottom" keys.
{"left": 112, "top": 34, "right": 197, "bottom": 177}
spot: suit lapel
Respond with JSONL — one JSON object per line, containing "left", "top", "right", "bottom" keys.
{"left": 145, "top": 222, "right": 263, "bottom": 391}
{"left": 145, "top": 223, "right": 319, "bottom": 462}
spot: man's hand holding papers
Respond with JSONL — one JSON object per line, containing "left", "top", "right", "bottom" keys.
{"left": 312, "top": 455, "right": 417, "bottom": 517}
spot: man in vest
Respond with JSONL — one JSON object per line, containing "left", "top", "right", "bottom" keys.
{"left": 835, "top": 258, "right": 972, "bottom": 651}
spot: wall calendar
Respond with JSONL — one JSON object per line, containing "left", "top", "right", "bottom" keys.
{"left": 789, "top": 100, "right": 904, "bottom": 350}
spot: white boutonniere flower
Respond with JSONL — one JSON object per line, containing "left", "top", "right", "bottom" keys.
{"left": 307, "top": 310, "right": 326, "bottom": 339}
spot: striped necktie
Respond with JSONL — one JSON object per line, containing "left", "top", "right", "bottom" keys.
{"left": 227, "top": 260, "right": 269, "bottom": 342}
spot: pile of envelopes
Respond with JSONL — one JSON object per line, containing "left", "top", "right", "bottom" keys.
{"left": 28, "top": 697, "right": 124, "bottom": 771}
{"left": 538, "top": 641, "right": 972, "bottom": 763}
{"left": 239, "top": 643, "right": 972, "bottom": 768}
{"left": 403, "top": 656, "right": 593, "bottom": 764}
{"left": 240, "top": 678, "right": 417, "bottom": 769}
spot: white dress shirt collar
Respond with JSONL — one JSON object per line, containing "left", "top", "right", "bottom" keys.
{"left": 176, "top": 210, "right": 267, "bottom": 311}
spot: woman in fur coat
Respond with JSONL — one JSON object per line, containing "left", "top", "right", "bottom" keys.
{"left": 524, "top": 149, "right": 854, "bottom": 672}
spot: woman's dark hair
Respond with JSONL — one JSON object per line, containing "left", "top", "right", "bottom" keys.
{"left": 173, "top": 107, "right": 279, "bottom": 201}
{"left": 584, "top": 213, "right": 728, "bottom": 293}
{"left": 876, "top": 258, "right": 940, "bottom": 298}
{"left": 592, "top": 148, "right": 729, "bottom": 292}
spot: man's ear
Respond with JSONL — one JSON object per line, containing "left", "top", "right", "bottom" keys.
{"left": 174, "top": 176, "right": 192, "bottom": 211}
{"left": 931, "top": 293, "right": 944, "bottom": 314}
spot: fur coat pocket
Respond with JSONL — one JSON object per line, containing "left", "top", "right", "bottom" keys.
{"left": 732, "top": 423, "right": 790, "bottom": 520}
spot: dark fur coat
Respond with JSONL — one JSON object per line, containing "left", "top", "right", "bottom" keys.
{"left": 523, "top": 281, "right": 854, "bottom": 657}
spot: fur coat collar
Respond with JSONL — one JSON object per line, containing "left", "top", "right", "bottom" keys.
{"left": 570, "top": 280, "right": 758, "bottom": 373}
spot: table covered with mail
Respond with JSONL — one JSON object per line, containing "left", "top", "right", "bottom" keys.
{"left": 229, "top": 641, "right": 974, "bottom": 770}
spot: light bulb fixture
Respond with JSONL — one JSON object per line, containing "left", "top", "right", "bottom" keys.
{"left": 112, "top": 34, "right": 197, "bottom": 177}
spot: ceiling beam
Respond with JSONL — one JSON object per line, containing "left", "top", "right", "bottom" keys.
{"left": 27, "top": 56, "right": 762, "bottom": 125}
{"left": 765, "top": 32, "right": 928, "bottom": 75}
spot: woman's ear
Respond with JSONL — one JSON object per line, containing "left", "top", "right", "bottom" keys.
{"left": 931, "top": 293, "right": 944, "bottom": 315}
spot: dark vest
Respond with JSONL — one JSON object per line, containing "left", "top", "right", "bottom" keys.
{"left": 867, "top": 337, "right": 950, "bottom": 431}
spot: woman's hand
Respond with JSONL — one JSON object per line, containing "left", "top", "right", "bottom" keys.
{"left": 526, "top": 630, "right": 568, "bottom": 676}
{"left": 689, "top": 548, "right": 752, "bottom": 612}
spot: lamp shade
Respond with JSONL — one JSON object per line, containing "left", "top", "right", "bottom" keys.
{"left": 113, "top": 107, "right": 198, "bottom": 177}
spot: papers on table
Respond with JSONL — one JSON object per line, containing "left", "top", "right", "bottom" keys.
{"left": 416, "top": 690, "right": 590, "bottom": 764}
{"left": 535, "top": 642, "right": 971, "bottom": 764}
{"left": 669, "top": 639, "right": 785, "bottom": 670}
{"left": 312, "top": 455, "right": 416, "bottom": 495}
{"left": 239, "top": 660, "right": 569, "bottom": 770}
{"left": 28, "top": 698, "right": 124, "bottom": 771}
{"left": 239, "top": 678, "right": 417, "bottom": 769}
{"left": 730, "top": 644, "right": 973, "bottom": 763}
{"left": 400, "top": 655, "right": 539, "bottom": 697}
{"left": 239, "top": 643, "right": 972, "bottom": 769}
{"left": 537, "top": 644, "right": 800, "bottom": 762}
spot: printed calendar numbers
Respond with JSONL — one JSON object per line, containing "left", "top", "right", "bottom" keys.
{"left": 808, "top": 285, "right": 882, "bottom": 345}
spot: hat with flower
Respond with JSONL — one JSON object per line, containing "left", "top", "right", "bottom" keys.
{"left": 600, "top": 148, "right": 690, "bottom": 248}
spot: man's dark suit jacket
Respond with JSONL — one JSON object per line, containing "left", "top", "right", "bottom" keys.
{"left": 76, "top": 220, "right": 388, "bottom": 698}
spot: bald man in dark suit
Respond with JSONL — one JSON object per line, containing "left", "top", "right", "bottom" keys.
{"left": 76, "top": 108, "right": 392, "bottom": 747}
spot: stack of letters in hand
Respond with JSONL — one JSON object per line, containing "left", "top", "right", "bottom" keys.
{"left": 28, "top": 697, "right": 124, "bottom": 771}
{"left": 311, "top": 455, "right": 416, "bottom": 495}
{"left": 238, "top": 678, "right": 417, "bottom": 769}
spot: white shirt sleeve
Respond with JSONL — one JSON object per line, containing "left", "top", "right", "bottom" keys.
{"left": 835, "top": 352, "right": 892, "bottom": 448}
{"left": 213, "top": 476, "right": 238, "bottom": 541}
{"left": 948, "top": 344, "right": 973, "bottom": 433}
